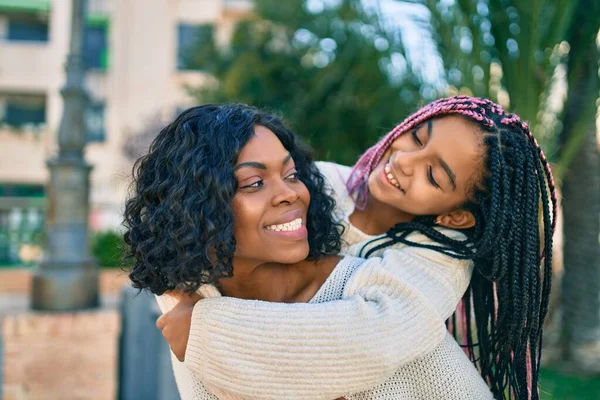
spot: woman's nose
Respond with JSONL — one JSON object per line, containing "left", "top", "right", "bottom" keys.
{"left": 272, "top": 179, "right": 299, "bottom": 206}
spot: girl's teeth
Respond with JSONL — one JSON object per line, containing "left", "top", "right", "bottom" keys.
{"left": 384, "top": 163, "right": 401, "bottom": 189}
{"left": 386, "top": 172, "right": 398, "bottom": 187}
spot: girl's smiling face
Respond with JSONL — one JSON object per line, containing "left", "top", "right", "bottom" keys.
{"left": 368, "top": 116, "right": 483, "bottom": 219}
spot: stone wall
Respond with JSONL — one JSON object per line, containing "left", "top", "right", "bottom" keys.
{"left": 2, "top": 310, "right": 120, "bottom": 400}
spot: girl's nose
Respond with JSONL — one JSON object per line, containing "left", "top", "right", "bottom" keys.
{"left": 392, "top": 150, "right": 419, "bottom": 177}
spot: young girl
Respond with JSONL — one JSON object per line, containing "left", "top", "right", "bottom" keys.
{"left": 142, "top": 97, "right": 556, "bottom": 399}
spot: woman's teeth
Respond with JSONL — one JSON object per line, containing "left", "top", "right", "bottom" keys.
{"left": 265, "top": 218, "right": 303, "bottom": 232}
{"left": 384, "top": 163, "right": 402, "bottom": 190}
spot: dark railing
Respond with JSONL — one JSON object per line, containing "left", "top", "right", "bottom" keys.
{"left": 119, "top": 285, "right": 180, "bottom": 400}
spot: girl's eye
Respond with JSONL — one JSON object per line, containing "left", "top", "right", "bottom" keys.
{"left": 285, "top": 172, "right": 300, "bottom": 182}
{"left": 411, "top": 129, "right": 423, "bottom": 147}
{"left": 240, "top": 180, "right": 264, "bottom": 189}
{"left": 427, "top": 165, "right": 440, "bottom": 189}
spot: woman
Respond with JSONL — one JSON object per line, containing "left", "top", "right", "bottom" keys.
{"left": 128, "top": 103, "right": 484, "bottom": 399}
{"left": 129, "top": 98, "right": 556, "bottom": 399}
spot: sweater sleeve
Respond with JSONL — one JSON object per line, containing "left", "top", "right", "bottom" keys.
{"left": 184, "top": 251, "right": 473, "bottom": 400}
{"left": 156, "top": 284, "right": 222, "bottom": 314}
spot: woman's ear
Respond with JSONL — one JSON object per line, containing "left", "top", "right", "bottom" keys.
{"left": 434, "top": 210, "right": 476, "bottom": 230}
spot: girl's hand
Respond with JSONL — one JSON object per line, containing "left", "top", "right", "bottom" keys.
{"left": 156, "top": 291, "right": 202, "bottom": 361}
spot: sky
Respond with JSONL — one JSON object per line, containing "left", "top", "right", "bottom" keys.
{"left": 305, "top": 0, "right": 447, "bottom": 87}
{"left": 369, "top": 0, "right": 445, "bottom": 86}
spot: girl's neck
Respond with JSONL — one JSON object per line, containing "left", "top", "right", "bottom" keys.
{"left": 218, "top": 256, "right": 341, "bottom": 303}
{"left": 349, "top": 193, "right": 414, "bottom": 235}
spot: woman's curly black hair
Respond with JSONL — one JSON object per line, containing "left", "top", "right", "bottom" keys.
{"left": 123, "top": 104, "right": 342, "bottom": 295}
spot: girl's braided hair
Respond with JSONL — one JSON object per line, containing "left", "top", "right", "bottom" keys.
{"left": 348, "top": 96, "right": 557, "bottom": 399}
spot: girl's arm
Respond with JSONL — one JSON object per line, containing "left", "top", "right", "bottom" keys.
{"left": 180, "top": 250, "right": 472, "bottom": 400}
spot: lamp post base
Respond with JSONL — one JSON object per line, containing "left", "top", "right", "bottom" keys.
{"left": 31, "top": 261, "right": 99, "bottom": 311}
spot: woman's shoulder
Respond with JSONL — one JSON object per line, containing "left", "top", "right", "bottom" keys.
{"left": 315, "top": 161, "right": 352, "bottom": 190}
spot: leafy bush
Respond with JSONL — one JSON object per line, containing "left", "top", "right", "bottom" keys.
{"left": 91, "top": 230, "right": 132, "bottom": 269}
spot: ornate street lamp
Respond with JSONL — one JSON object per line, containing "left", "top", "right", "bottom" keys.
{"left": 31, "top": 0, "right": 99, "bottom": 311}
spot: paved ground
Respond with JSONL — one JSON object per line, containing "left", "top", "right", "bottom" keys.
{"left": 0, "top": 293, "right": 120, "bottom": 394}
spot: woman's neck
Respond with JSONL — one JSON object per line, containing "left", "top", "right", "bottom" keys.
{"left": 218, "top": 256, "right": 341, "bottom": 303}
{"left": 349, "top": 193, "right": 414, "bottom": 235}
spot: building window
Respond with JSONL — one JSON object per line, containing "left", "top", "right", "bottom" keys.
{"left": 0, "top": 93, "right": 46, "bottom": 128}
{"left": 85, "top": 102, "right": 105, "bottom": 142}
{"left": 0, "top": 1, "right": 50, "bottom": 42}
{"left": 0, "top": 184, "right": 45, "bottom": 266}
{"left": 84, "top": 16, "right": 109, "bottom": 70}
{"left": 176, "top": 23, "right": 215, "bottom": 71}
{"left": 7, "top": 16, "right": 48, "bottom": 42}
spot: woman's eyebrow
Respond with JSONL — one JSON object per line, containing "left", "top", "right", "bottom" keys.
{"left": 234, "top": 161, "right": 266, "bottom": 171}
{"left": 234, "top": 154, "right": 292, "bottom": 171}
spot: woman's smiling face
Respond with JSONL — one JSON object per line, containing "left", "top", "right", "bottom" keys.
{"left": 231, "top": 125, "right": 311, "bottom": 268}
{"left": 368, "top": 116, "right": 483, "bottom": 217}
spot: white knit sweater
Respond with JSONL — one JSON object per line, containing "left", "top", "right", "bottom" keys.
{"left": 156, "top": 162, "right": 492, "bottom": 400}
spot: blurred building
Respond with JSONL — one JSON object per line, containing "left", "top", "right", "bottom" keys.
{"left": 0, "top": 0, "right": 251, "bottom": 265}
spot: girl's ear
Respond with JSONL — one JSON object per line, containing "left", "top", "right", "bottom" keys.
{"left": 434, "top": 210, "right": 476, "bottom": 230}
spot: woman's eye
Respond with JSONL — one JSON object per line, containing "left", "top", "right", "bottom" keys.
{"left": 285, "top": 172, "right": 300, "bottom": 181}
{"left": 427, "top": 166, "right": 440, "bottom": 189}
{"left": 240, "top": 180, "right": 264, "bottom": 189}
{"left": 411, "top": 129, "right": 423, "bottom": 147}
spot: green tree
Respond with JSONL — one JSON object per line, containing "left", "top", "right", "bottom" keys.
{"left": 191, "top": 0, "right": 428, "bottom": 165}
{"left": 556, "top": 0, "right": 600, "bottom": 371}
{"left": 422, "top": 0, "right": 575, "bottom": 142}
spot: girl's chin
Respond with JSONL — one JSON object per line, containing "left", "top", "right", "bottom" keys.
{"left": 367, "top": 176, "right": 396, "bottom": 204}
